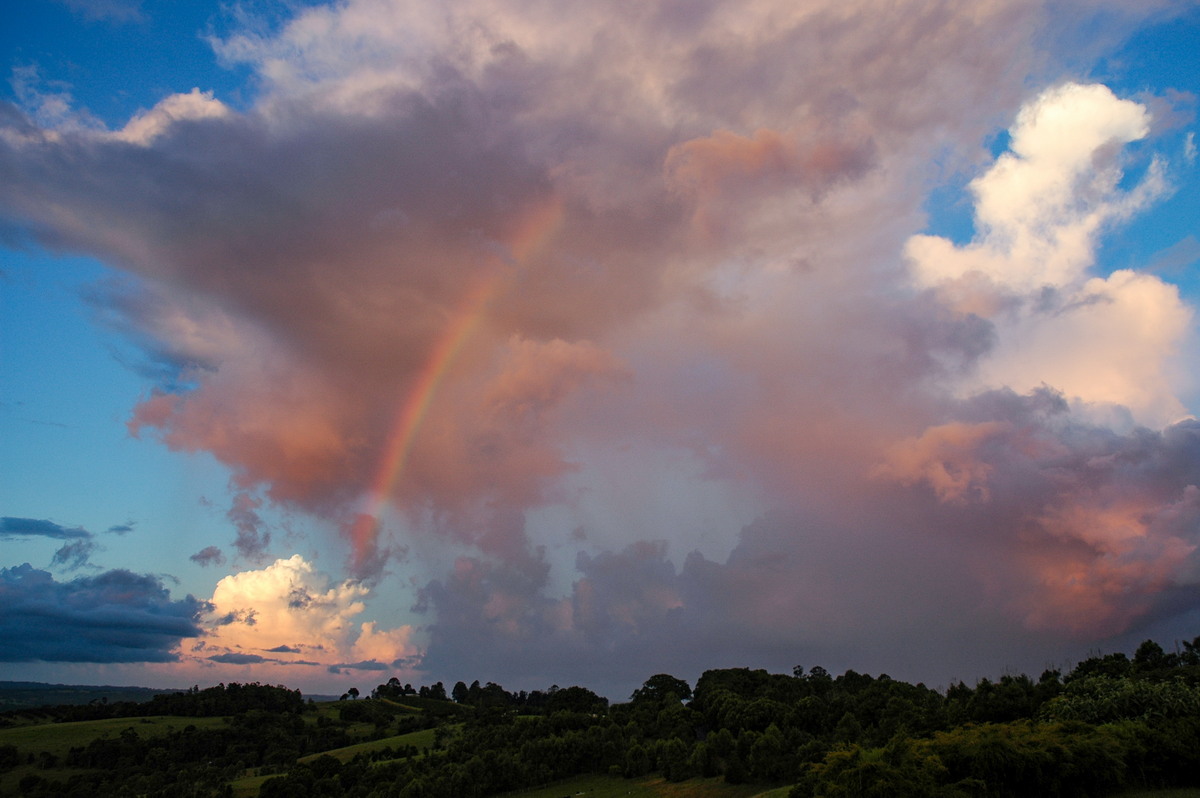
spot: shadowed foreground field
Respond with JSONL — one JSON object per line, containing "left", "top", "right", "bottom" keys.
{"left": 507, "top": 775, "right": 793, "bottom": 797}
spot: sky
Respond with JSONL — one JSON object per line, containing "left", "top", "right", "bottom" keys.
{"left": 1, "top": 0, "right": 1200, "bottom": 700}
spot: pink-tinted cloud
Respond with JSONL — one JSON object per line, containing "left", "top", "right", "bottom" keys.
{"left": 665, "top": 125, "right": 875, "bottom": 236}
{"left": 3, "top": 0, "right": 1200, "bottom": 693}
{"left": 173, "top": 555, "right": 420, "bottom": 687}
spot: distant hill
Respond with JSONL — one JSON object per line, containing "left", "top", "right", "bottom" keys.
{"left": 0, "top": 681, "right": 180, "bottom": 710}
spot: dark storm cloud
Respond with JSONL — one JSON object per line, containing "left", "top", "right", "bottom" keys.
{"left": 418, "top": 389, "right": 1200, "bottom": 695}
{"left": 208, "top": 652, "right": 267, "bottom": 665}
{"left": 207, "top": 651, "right": 320, "bottom": 666}
{"left": 327, "top": 660, "right": 390, "bottom": 674}
{"left": 0, "top": 564, "right": 205, "bottom": 662}
{"left": 1, "top": 517, "right": 90, "bottom": 540}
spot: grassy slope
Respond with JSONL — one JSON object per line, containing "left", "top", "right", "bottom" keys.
{"left": 0, "top": 714, "right": 227, "bottom": 757}
{"left": 1, "top": 697, "right": 464, "bottom": 795}
{"left": 229, "top": 724, "right": 447, "bottom": 795}
{"left": 230, "top": 773, "right": 276, "bottom": 798}
{"left": 508, "top": 775, "right": 786, "bottom": 798}
{"left": 0, "top": 715, "right": 228, "bottom": 793}
{"left": 295, "top": 726, "right": 441, "bottom": 764}
{"left": 510, "top": 779, "right": 1200, "bottom": 798}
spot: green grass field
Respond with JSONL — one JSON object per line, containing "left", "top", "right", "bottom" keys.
{"left": 297, "top": 726, "right": 442, "bottom": 764}
{"left": 0, "top": 714, "right": 227, "bottom": 757}
{"left": 0, "top": 714, "right": 230, "bottom": 794}
{"left": 506, "top": 774, "right": 789, "bottom": 798}
{"left": 229, "top": 772, "right": 276, "bottom": 798}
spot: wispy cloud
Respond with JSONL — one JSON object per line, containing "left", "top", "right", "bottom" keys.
{"left": 189, "top": 546, "right": 226, "bottom": 567}
{"left": 328, "top": 660, "right": 389, "bottom": 674}
{"left": 53, "top": 0, "right": 144, "bottom": 24}
{"left": 1, "top": 517, "right": 90, "bottom": 540}
{"left": 50, "top": 539, "right": 97, "bottom": 571}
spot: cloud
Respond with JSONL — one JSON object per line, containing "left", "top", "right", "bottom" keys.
{"left": 2, "top": 0, "right": 1200, "bottom": 692}
{"left": 208, "top": 652, "right": 267, "bottom": 665}
{"left": 227, "top": 492, "right": 271, "bottom": 563}
{"left": 190, "top": 546, "right": 226, "bottom": 567}
{"left": 53, "top": 0, "right": 144, "bottom": 24}
{"left": 0, "top": 564, "right": 205, "bottom": 662}
{"left": 1, "top": 517, "right": 90, "bottom": 540}
{"left": 418, "top": 396, "right": 1200, "bottom": 692}
{"left": 115, "top": 89, "right": 230, "bottom": 146}
{"left": 328, "top": 659, "right": 390, "bottom": 674}
{"left": 50, "top": 539, "right": 97, "bottom": 571}
{"left": 206, "top": 651, "right": 320, "bottom": 666}
{"left": 906, "top": 82, "right": 1158, "bottom": 291}
{"left": 340, "top": 514, "right": 394, "bottom": 584}
{"left": 189, "top": 555, "right": 420, "bottom": 680}
{"left": 905, "top": 82, "right": 1189, "bottom": 427}
{"left": 665, "top": 125, "right": 875, "bottom": 236}
{"left": 2, "top": 518, "right": 100, "bottom": 570}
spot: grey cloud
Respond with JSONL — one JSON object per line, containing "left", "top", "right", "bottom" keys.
{"left": 53, "top": 0, "right": 144, "bottom": 24}
{"left": 190, "top": 545, "right": 225, "bottom": 567}
{"left": 418, "top": 393, "right": 1200, "bottom": 696}
{"left": 327, "top": 660, "right": 390, "bottom": 674}
{"left": 208, "top": 652, "right": 267, "bottom": 665}
{"left": 228, "top": 492, "right": 270, "bottom": 562}
{"left": 0, "top": 563, "right": 205, "bottom": 662}
{"left": 208, "top": 651, "right": 320, "bottom": 666}
{"left": 287, "top": 588, "right": 312, "bottom": 609}
{"left": 211, "top": 608, "right": 255, "bottom": 626}
{"left": 50, "top": 539, "right": 97, "bottom": 570}
{"left": 1, "top": 517, "right": 90, "bottom": 540}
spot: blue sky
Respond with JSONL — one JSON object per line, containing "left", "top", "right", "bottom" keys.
{"left": 2, "top": 0, "right": 1200, "bottom": 698}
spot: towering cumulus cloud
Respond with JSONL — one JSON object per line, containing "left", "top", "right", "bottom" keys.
{"left": 1, "top": 0, "right": 1198, "bottom": 691}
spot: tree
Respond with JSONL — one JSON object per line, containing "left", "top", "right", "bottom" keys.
{"left": 631, "top": 674, "right": 692, "bottom": 704}
{"left": 347, "top": 687, "right": 359, "bottom": 700}
{"left": 546, "top": 685, "right": 608, "bottom": 715}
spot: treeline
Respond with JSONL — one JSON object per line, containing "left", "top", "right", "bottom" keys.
{"left": 259, "top": 638, "right": 1200, "bottom": 797}
{"left": 4, "top": 637, "right": 1200, "bottom": 796}
{"left": 0, "top": 681, "right": 305, "bottom": 726}
{"left": 0, "top": 682, "right": 172, "bottom": 712}
{"left": 373, "top": 676, "right": 609, "bottom": 715}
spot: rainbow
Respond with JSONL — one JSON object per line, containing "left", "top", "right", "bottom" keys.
{"left": 362, "top": 271, "right": 502, "bottom": 522}
{"left": 351, "top": 197, "right": 564, "bottom": 559}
